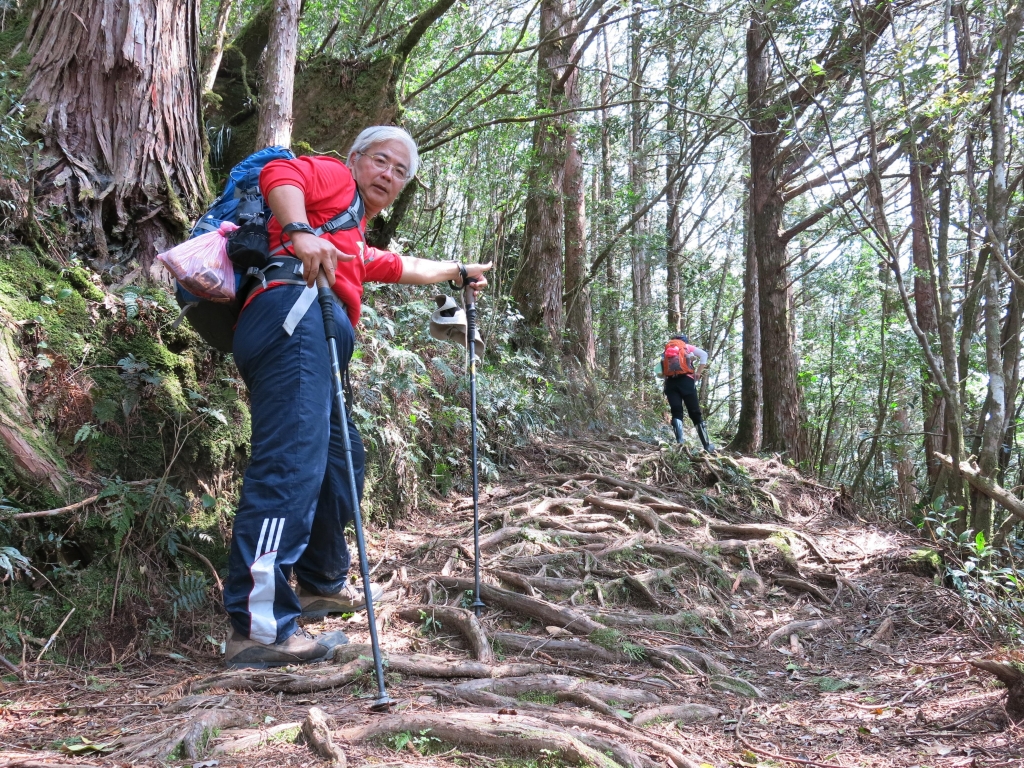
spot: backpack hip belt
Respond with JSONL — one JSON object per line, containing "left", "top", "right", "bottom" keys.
{"left": 241, "top": 256, "right": 345, "bottom": 337}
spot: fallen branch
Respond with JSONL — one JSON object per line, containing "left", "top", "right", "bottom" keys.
{"left": 0, "top": 652, "right": 22, "bottom": 679}
{"left": 9, "top": 480, "right": 155, "bottom": 520}
{"left": 936, "top": 453, "right": 1024, "bottom": 525}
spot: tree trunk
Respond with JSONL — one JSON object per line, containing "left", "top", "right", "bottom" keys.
{"left": 728, "top": 172, "right": 761, "bottom": 453}
{"left": 628, "top": 0, "right": 648, "bottom": 387}
{"left": 974, "top": 2, "right": 1024, "bottom": 538}
{"left": 908, "top": 156, "right": 946, "bottom": 488}
{"left": 22, "top": 0, "right": 207, "bottom": 270}
{"left": 562, "top": 13, "right": 595, "bottom": 371}
{"left": 511, "top": 0, "right": 572, "bottom": 354}
{"left": 201, "top": 0, "right": 234, "bottom": 93}
{"left": 747, "top": 10, "right": 804, "bottom": 463}
{"left": 255, "top": 0, "right": 300, "bottom": 149}
{"left": 664, "top": 34, "right": 682, "bottom": 334}
{"left": 601, "top": 30, "right": 620, "bottom": 380}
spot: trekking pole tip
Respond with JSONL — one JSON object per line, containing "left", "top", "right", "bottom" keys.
{"left": 369, "top": 694, "right": 396, "bottom": 712}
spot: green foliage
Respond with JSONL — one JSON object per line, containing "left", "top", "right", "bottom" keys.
{"left": 386, "top": 728, "right": 441, "bottom": 754}
{"left": 0, "top": 546, "right": 30, "bottom": 581}
{"left": 168, "top": 572, "right": 209, "bottom": 618}
{"left": 0, "top": 63, "right": 34, "bottom": 231}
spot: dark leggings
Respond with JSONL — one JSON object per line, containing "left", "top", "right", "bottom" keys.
{"left": 664, "top": 375, "right": 703, "bottom": 426}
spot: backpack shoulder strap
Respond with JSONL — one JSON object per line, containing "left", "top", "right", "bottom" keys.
{"left": 269, "top": 188, "right": 364, "bottom": 257}
{"left": 316, "top": 189, "right": 364, "bottom": 235}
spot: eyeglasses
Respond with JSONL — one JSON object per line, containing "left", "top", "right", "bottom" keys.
{"left": 358, "top": 152, "right": 410, "bottom": 182}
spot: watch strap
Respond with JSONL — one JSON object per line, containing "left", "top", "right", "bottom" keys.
{"left": 282, "top": 222, "right": 316, "bottom": 237}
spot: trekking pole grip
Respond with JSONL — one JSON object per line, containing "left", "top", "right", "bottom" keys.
{"left": 315, "top": 268, "right": 337, "bottom": 340}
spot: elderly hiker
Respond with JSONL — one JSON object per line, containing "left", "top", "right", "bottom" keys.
{"left": 224, "top": 126, "right": 491, "bottom": 668}
{"left": 660, "top": 333, "right": 715, "bottom": 452}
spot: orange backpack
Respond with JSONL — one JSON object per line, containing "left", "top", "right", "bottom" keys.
{"left": 662, "top": 340, "right": 695, "bottom": 378}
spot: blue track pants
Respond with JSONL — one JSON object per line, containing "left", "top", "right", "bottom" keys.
{"left": 223, "top": 284, "right": 363, "bottom": 644}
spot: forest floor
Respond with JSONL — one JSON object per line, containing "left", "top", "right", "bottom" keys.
{"left": 1, "top": 436, "right": 1021, "bottom": 768}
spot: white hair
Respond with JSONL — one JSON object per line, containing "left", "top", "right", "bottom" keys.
{"left": 347, "top": 126, "right": 419, "bottom": 181}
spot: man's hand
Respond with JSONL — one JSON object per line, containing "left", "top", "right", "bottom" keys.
{"left": 290, "top": 232, "right": 355, "bottom": 287}
{"left": 461, "top": 262, "right": 493, "bottom": 298}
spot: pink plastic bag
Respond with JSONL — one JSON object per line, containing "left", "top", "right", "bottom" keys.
{"left": 157, "top": 221, "right": 239, "bottom": 302}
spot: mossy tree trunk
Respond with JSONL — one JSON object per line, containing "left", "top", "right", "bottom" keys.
{"left": 21, "top": 0, "right": 208, "bottom": 271}
{"left": 0, "top": 307, "right": 68, "bottom": 497}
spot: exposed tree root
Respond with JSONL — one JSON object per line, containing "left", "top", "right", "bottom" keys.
{"left": 336, "top": 711, "right": 643, "bottom": 768}
{"left": 585, "top": 494, "right": 678, "bottom": 535}
{"left": 632, "top": 703, "right": 721, "bottom": 726}
{"left": 969, "top": 659, "right": 1024, "bottom": 722}
{"left": 541, "top": 711, "right": 708, "bottom": 768}
{"left": 191, "top": 656, "right": 374, "bottom": 694}
{"left": 431, "top": 576, "right": 604, "bottom": 633}
{"left": 770, "top": 573, "right": 830, "bottom": 601}
{"left": 765, "top": 618, "right": 843, "bottom": 647}
{"left": 212, "top": 722, "right": 302, "bottom": 754}
{"left": 493, "top": 632, "right": 626, "bottom": 663}
{"left": 115, "top": 706, "right": 249, "bottom": 760}
{"left": 453, "top": 673, "right": 661, "bottom": 707}
{"left": 708, "top": 522, "right": 834, "bottom": 564}
{"left": 397, "top": 605, "right": 493, "bottom": 662}
{"left": 301, "top": 707, "right": 346, "bottom": 766}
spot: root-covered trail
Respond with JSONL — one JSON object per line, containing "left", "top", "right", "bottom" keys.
{"left": 2, "top": 438, "right": 1021, "bottom": 768}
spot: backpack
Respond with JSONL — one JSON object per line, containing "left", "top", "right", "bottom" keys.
{"left": 174, "top": 147, "right": 365, "bottom": 353}
{"left": 662, "top": 339, "right": 695, "bottom": 378}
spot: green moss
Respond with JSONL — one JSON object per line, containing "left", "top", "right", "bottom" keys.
{"left": 908, "top": 548, "right": 943, "bottom": 575}
{"left": 515, "top": 690, "right": 557, "bottom": 705}
{"left": 0, "top": 3, "right": 33, "bottom": 72}
{"left": 766, "top": 533, "right": 799, "bottom": 569}
{"left": 588, "top": 627, "right": 625, "bottom": 651}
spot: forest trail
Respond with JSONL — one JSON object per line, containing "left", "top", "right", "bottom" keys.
{"left": 0, "top": 438, "right": 1019, "bottom": 768}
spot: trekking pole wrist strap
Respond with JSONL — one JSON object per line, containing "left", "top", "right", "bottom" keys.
{"left": 448, "top": 262, "right": 468, "bottom": 291}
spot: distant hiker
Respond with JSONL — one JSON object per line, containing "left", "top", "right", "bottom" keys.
{"left": 223, "top": 126, "right": 491, "bottom": 668}
{"left": 660, "top": 334, "right": 715, "bottom": 452}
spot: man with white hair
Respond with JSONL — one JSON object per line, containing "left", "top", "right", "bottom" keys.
{"left": 223, "top": 126, "right": 491, "bottom": 668}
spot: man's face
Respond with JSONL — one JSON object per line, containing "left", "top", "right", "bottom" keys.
{"left": 351, "top": 139, "right": 411, "bottom": 217}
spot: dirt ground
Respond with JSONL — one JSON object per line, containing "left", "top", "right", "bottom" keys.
{"left": 1, "top": 437, "right": 1022, "bottom": 768}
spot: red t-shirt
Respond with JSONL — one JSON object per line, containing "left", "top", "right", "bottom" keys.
{"left": 256, "top": 155, "right": 404, "bottom": 326}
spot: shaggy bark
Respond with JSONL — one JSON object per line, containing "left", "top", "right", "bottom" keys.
{"left": 22, "top": 0, "right": 207, "bottom": 269}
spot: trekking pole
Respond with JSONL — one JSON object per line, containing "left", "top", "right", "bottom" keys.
{"left": 463, "top": 278, "right": 486, "bottom": 617}
{"left": 315, "top": 269, "right": 392, "bottom": 711}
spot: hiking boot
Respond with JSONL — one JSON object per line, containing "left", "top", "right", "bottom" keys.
{"left": 297, "top": 581, "right": 385, "bottom": 619}
{"left": 696, "top": 421, "right": 717, "bottom": 453}
{"left": 671, "top": 418, "right": 685, "bottom": 444}
{"left": 224, "top": 627, "right": 349, "bottom": 669}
